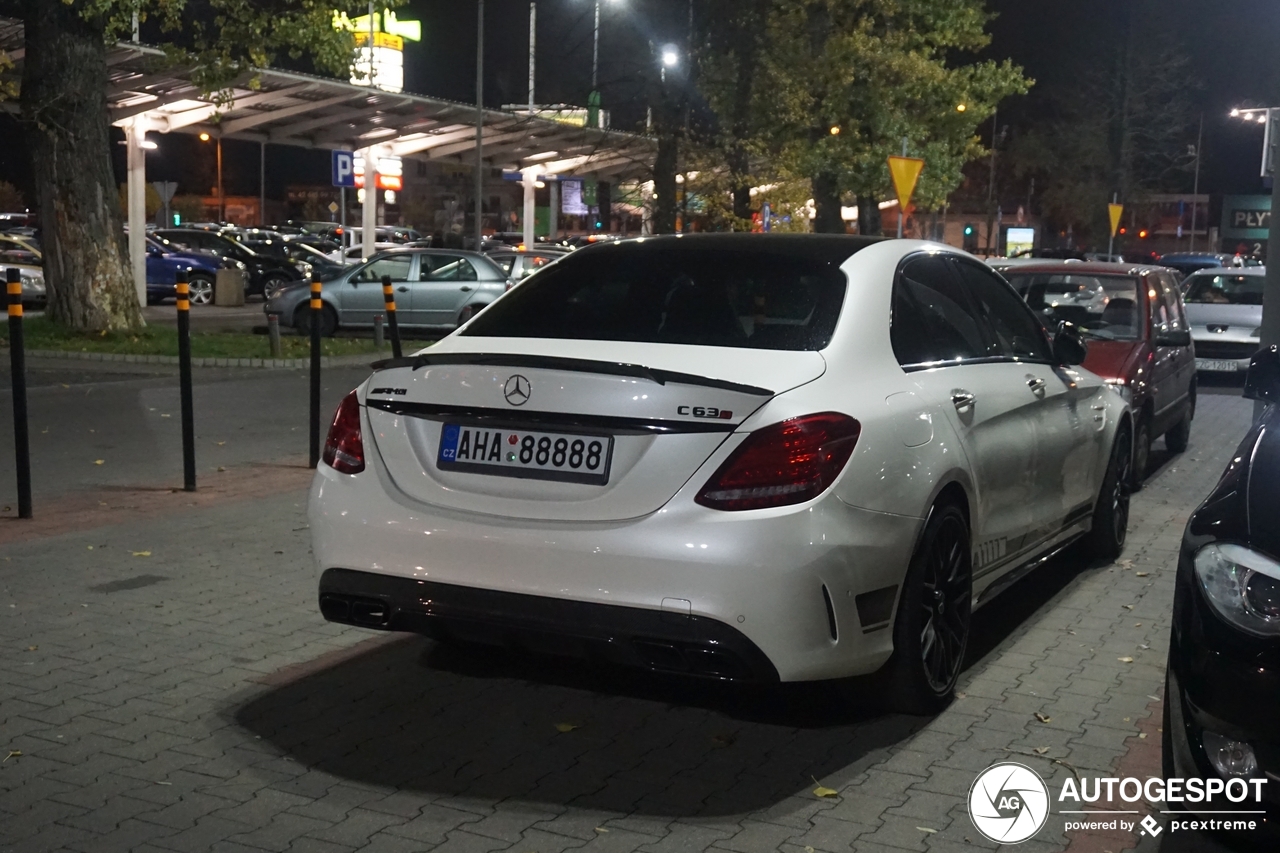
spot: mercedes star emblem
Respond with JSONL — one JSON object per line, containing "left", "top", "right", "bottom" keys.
{"left": 503, "top": 374, "right": 531, "bottom": 406}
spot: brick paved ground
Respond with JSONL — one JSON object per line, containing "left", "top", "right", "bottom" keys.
{"left": 0, "top": 391, "right": 1256, "bottom": 853}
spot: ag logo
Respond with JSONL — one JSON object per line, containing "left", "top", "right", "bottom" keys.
{"left": 969, "top": 762, "right": 1050, "bottom": 844}
{"left": 503, "top": 375, "right": 531, "bottom": 407}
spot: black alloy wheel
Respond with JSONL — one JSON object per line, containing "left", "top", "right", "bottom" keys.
{"left": 1083, "top": 426, "right": 1131, "bottom": 560}
{"left": 1131, "top": 415, "right": 1150, "bottom": 491}
{"left": 883, "top": 502, "right": 972, "bottom": 714}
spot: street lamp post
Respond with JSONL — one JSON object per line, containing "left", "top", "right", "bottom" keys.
{"left": 1230, "top": 106, "right": 1280, "bottom": 401}
{"left": 475, "top": 0, "right": 485, "bottom": 249}
{"left": 199, "top": 131, "right": 223, "bottom": 222}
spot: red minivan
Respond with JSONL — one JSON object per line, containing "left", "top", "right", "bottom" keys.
{"left": 1003, "top": 262, "right": 1196, "bottom": 487}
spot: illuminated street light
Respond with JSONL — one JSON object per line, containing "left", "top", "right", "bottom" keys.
{"left": 830, "top": 125, "right": 840, "bottom": 135}
{"left": 956, "top": 103, "right": 967, "bottom": 112}
{"left": 661, "top": 45, "right": 679, "bottom": 67}
{"left": 198, "top": 132, "right": 210, "bottom": 142}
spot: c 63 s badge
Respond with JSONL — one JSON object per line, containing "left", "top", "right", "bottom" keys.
{"left": 369, "top": 387, "right": 407, "bottom": 396}
{"left": 677, "top": 405, "right": 734, "bottom": 419}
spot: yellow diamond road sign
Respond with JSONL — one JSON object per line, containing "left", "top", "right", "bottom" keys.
{"left": 1109, "top": 203, "right": 1124, "bottom": 238}
{"left": 888, "top": 156, "right": 925, "bottom": 213}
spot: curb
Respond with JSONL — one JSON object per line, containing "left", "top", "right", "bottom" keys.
{"left": 23, "top": 349, "right": 381, "bottom": 370}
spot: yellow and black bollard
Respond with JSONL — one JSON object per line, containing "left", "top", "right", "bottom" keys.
{"left": 175, "top": 271, "right": 196, "bottom": 492}
{"left": 309, "top": 277, "right": 323, "bottom": 469}
{"left": 381, "top": 274, "right": 403, "bottom": 359}
{"left": 6, "top": 268, "right": 31, "bottom": 518}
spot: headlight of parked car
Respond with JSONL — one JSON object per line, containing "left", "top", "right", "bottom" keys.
{"left": 297, "top": 261, "right": 313, "bottom": 278}
{"left": 1195, "top": 542, "right": 1280, "bottom": 637}
{"left": 20, "top": 272, "right": 44, "bottom": 293}
{"left": 1104, "top": 378, "right": 1132, "bottom": 404}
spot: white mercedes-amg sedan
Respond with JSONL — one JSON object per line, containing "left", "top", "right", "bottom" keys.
{"left": 309, "top": 235, "right": 1132, "bottom": 713}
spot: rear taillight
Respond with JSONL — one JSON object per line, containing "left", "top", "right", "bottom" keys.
{"left": 323, "top": 390, "right": 365, "bottom": 474}
{"left": 696, "top": 413, "right": 860, "bottom": 511}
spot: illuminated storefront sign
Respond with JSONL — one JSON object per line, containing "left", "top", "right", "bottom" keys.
{"left": 333, "top": 11, "right": 422, "bottom": 94}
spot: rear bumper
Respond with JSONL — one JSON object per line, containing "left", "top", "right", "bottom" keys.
{"left": 319, "top": 567, "right": 780, "bottom": 681}
{"left": 308, "top": 435, "right": 924, "bottom": 683}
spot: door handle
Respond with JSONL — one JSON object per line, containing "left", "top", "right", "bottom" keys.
{"left": 460, "top": 285, "right": 473, "bottom": 292}
{"left": 1026, "top": 377, "right": 1047, "bottom": 393}
{"left": 951, "top": 389, "right": 976, "bottom": 410}
{"left": 397, "top": 286, "right": 409, "bottom": 293}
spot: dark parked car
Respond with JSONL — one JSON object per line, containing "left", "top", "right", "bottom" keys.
{"left": 1005, "top": 262, "right": 1196, "bottom": 486}
{"left": 264, "top": 248, "right": 510, "bottom": 336}
{"left": 144, "top": 237, "right": 226, "bottom": 304}
{"left": 1164, "top": 345, "right": 1280, "bottom": 844}
{"left": 1158, "top": 252, "right": 1257, "bottom": 280}
{"left": 153, "top": 228, "right": 301, "bottom": 299}
{"left": 241, "top": 237, "right": 345, "bottom": 281}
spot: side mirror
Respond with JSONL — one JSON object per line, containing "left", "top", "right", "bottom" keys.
{"left": 1154, "top": 328, "right": 1192, "bottom": 347}
{"left": 1053, "top": 322, "right": 1088, "bottom": 366}
{"left": 1244, "top": 345, "right": 1280, "bottom": 404}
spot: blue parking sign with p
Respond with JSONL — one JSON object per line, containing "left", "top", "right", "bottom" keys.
{"left": 332, "top": 150, "right": 355, "bottom": 187}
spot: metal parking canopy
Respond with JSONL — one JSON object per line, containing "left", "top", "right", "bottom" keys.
{"left": 0, "top": 17, "right": 657, "bottom": 303}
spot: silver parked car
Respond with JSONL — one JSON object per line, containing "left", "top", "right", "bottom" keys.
{"left": 264, "top": 249, "right": 511, "bottom": 336}
{"left": 1182, "top": 267, "right": 1264, "bottom": 373}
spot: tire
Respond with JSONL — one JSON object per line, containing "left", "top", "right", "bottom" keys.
{"left": 262, "top": 275, "right": 290, "bottom": 302}
{"left": 1082, "top": 425, "right": 1131, "bottom": 561}
{"left": 1130, "top": 414, "right": 1150, "bottom": 492}
{"left": 1165, "top": 382, "right": 1194, "bottom": 454}
{"left": 882, "top": 502, "right": 972, "bottom": 715}
{"left": 294, "top": 304, "right": 338, "bottom": 337}
{"left": 187, "top": 275, "right": 214, "bottom": 306}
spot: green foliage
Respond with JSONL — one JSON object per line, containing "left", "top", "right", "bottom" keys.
{"left": 0, "top": 180, "right": 25, "bottom": 211}
{"left": 697, "top": 0, "right": 1030, "bottom": 223}
{"left": 66, "top": 0, "right": 403, "bottom": 94}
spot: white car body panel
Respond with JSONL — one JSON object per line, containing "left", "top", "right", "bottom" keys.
{"left": 309, "top": 237, "right": 1128, "bottom": 682}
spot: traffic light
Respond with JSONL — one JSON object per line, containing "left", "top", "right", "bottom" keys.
{"left": 1138, "top": 229, "right": 1149, "bottom": 239}
{"left": 962, "top": 223, "right": 977, "bottom": 252}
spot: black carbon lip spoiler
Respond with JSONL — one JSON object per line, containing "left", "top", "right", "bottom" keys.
{"left": 370, "top": 352, "right": 774, "bottom": 397}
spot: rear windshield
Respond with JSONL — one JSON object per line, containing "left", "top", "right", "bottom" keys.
{"left": 461, "top": 244, "right": 849, "bottom": 350}
{"left": 1006, "top": 273, "right": 1143, "bottom": 341}
{"left": 1184, "top": 275, "right": 1264, "bottom": 305}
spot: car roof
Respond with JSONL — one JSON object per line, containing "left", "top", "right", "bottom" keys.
{"left": 1185, "top": 266, "right": 1266, "bottom": 276}
{"left": 575, "top": 233, "right": 884, "bottom": 263}
{"left": 1000, "top": 261, "right": 1170, "bottom": 276}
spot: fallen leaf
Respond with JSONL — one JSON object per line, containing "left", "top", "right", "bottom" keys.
{"left": 554, "top": 723, "right": 581, "bottom": 733}
{"left": 1035, "top": 713, "right": 1052, "bottom": 724}
{"left": 1136, "top": 572, "right": 1149, "bottom": 577}
{"left": 1124, "top": 717, "right": 1131, "bottom": 722}
{"left": 811, "top": 776, "right": 839, "bottom": 798}
{"left": 916, "top": 827, "right": 938, "bottom": 834}
{"left": 215, "top": 441, "right": 226, "bottom": 446}
{"left": 1122, "top": 604, "right": 1134, "bottom": 610}
{"left": 132, "top": 551, "right": 151, "bottom": 557}
{"left": 93, "top": 460, "right": 104, "bottom": 466}
{"left": 955, "top": 691, "right": 967, "bottom": 699}
{"left": 160, "top": 414, "right": 171, "bottom": 418}
{"left": 1139, "top": 644, "right": 1150, "bottom": 650}
{"left": 805, "top": 847, "right": 816, "bottom": 853}
{"left": 594, "top": 827, "right": 609, "bottom": 833}
{"left": 3, "top": 750, "right": 20, "bottom": 762}
{"left": 1138, "top": 733, "right": 1147, "bottom": 739}
{"left": 86, "top": 546, "right": 93, "bottom": 550}
{"left": 1034, "top": 747, "right": 1050, "bottom": 755}
{"left": 1148, "top": 695, "right": 1161, "bottom": 702}
{"left": 217, "top": 466, "right": 226, "bottom": 472}
{"left": 156, "top": 781, "right": 172, "bottom": 786}
{"left": 1118, "top": 656, "right": 1134, "bottom": 663}
{"left": 25, "top": 646, "right": 36, "bottom": 652}
{"left": 1135, "top": 623, "right": 1143, "bottom": 627}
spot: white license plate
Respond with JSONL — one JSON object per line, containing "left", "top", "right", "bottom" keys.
{"left": 437, "top": 424, "right": 613, "bottom": 485}
{"left": 1196, "top": 359, "right": 1239, "bottom": 372}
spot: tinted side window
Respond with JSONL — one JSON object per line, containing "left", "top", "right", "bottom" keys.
{"left": 954, "top": 261, "right": 1053, "bottom": 361}
{"left": 1160, "top": 274, "right": 1186, "bottom": 330}
{"left": 353, "top": 256, "right": 413, "bottom": 283}
{"left": 421, "top": 256, "right": 478, "bottom": 281}
{"left": 891, "top": 255, "right": 987, "bottom": 366}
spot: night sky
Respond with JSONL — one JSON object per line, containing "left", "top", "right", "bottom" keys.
{"left": 2, "top": 0, "right": 1280, "bottom": 207}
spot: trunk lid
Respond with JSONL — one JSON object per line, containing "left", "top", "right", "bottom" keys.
{"left": 362, "top": 338, "right": 826, "bottom": 521}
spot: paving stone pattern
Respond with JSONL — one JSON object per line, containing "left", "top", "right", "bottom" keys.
{"left": 0, "top": 393, "right": 1256, "bottom": 853}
